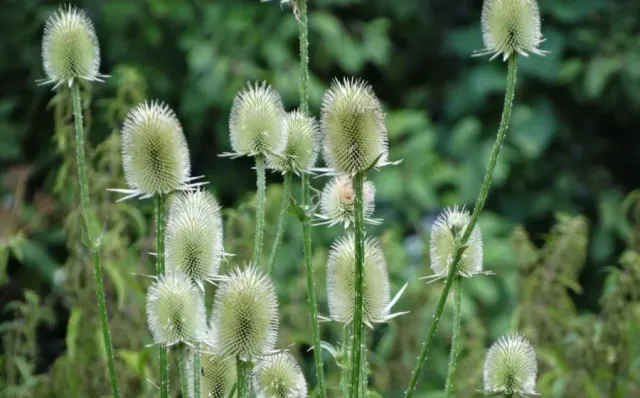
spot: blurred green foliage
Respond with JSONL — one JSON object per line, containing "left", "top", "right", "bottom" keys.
{"left": 1, "top": 0, "right": 640, "bottom": 397}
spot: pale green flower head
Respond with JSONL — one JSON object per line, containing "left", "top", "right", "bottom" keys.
{"left": 41, "top": 5, "right": 107, "bottom": 88}
{"left": 145, "top": 271, "right": 206, "bottom": 346}
{"left": 228, "top": 82, "right": 286, "bottom": 157}
{"left": 321, "top": 78, "right": 390, "bottom": 174}
{"left": 165, "top": 190, "right": 223, "bottom": 287}
{"left": 475, "top": 0, "right": 548, "bottom": 61}
{"left": 187, "top": 326, "right": 236, "bottom": 398}
{"left": 327, "top": 235, "right": 407, "bottom": 327}
{"left": 316, "top": 175, "right": 378, "bottom": 228}
{"left": 268, "top": 110, "right": 319, "bottom": 174}
{"left": 427, "top": 207, "right": 484, "bottom": 279}
{"left": 251, "top": 352, "right": 307, "bottom": 398}
{"left": 483, "top": 334, "right": 538, "bottom": 396}
{"left": 211, "top": 266, "right": 279, "bottom": 361}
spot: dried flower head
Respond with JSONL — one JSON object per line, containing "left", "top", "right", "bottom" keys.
{"left": 227, "top": 82, "right": 286, "bottom": 157}
{"left": 111, "top": 101, "right": 201, "bottom": 201}
{"left": 211, "top": 266, "right": 279, "bottom": 361}
{"left": 251, "top": 352, "right": 307, "bottom": 398}
{"left": 327, "top": 235, "right": 407, "bottom": 327}
{"left": 40, "top": 5, "right": 107, "bottom": 88}
{"left": 165, "top": 190, "right": 223, "bottom": 287}
{"left": 483, "top": 334, "right": 538, "bottom": 396}
{"left": 474, "top": 0, "right": 547, "bottom": 61}
{"left": 187, "top": 326, "right": 236, "bottom": 398}
{"left": 146, "top": 272, "right": 206, "bottom": 346}
{"left": 268, "top": 111, "right": 319, "bottom": 174}
{"left": 425, "top": 207, "right": 485, "bottom": 281}
{"left": 321, "top": 78, "right": 391, "bottom": 174}
{"left": 316, "top": 175, "right": 378, "bottom": 228}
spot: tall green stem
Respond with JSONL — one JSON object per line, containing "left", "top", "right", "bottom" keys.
{"left": 236, "top": 358, "right": 248, "bottom": 398}
{"left": 349, "top": 172, "right": 366, "bottom": 398}
{"left": 444, "top": 276, "right": 462, "bottom": 397}
{"left": 178, "top": 345, "right": 188, "bottom": 397}
{"left": 297, "top": 0, "right": 310, "bottom": 114}
{"left": 267, "top": 173, "right": 292, "bottom": 275}
{"left": 341, "top": 324, "right": 352, "bottom": 397}
{"left": 254, "top": 154, "right": 266, "bottom": 268}
{"left": 70, "top": 82, "right": 120, "bottom": 398}
{"left": 193, "top": 342, "right": 201, "bottom": 398}
{"left": 404, "top": 55, "right": 518, "bottom": 398}
{"left": 155, "top": 194, "right": 169, "bottom": 398}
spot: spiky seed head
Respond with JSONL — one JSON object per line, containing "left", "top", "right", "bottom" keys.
{"left": 41, "top": 5, "right": 103, "bottom": 87}
{"left": 211, "top": 266, "right": 279, "bottom": 361}
{"left": 319, "top": 175, "right": 376, "bottom": 228}
{"left": 483, "top": 334, "right": 538, "bottom": 396}
{"left": 327, "top": 235, "right": 390, "bottom": 324}
{"left": 477, "top": 0, "right": 546, "bottom": 61}
{"left": 121, "top": 101, "right": 191, "bottom": 197}
{"left": 430, "top": 207, "right": 483, "bottom": 277}
{"left": 251, "top": 352, "right": 307, "bottom": 398}
{"left": 187, "top": 326, "right": 236, "bottom": 398}
{"left": 166, "top": 190, "right": 223, "bottom": 284}
{"left": 268, "top": 111, "right": 320, "bottom": 173}
{"left": 229, "top": 82, "right": 286, "bottom": 157}
{"left": 146, "top": 272, "right": 206, "bottom": 346}
{"left": 321, "top": 78, "right": 389, "bottom": 173}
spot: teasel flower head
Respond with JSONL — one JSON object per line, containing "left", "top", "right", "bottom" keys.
{"left": 483, "top": 334, "right": 538, "bottom": 396}
{"left": 110, "top": 101, "right": 203, "bottom": 201}
{"left": 40, "top": 5, "right": 108, "bottom": 88}
{"left": 187, "top": 326, "right": 236, "bottom": 398}
{"left": 320, "top": 78, "right": 398, "bottom": 175}
{"left": 211, "top": 265, "right": 279, "bottom": 361}
{"left": 327, "top": 235, "right": 408, "bottom": 327}
{"left": 146, "top": 271, "right": 207, "bottom": 346}
{"left": 165, "top": 190, "right": 224, "bottom": 289}
{"left": 251, "top": 351, "right": 308, "bottom": 398}
{"left": 225, "top": 82, "right": 286, "bottom": 158}
{"left": 474, "top": 0, "right": 548, "bottom": 61}
{"left": 267, "top": 110, "right": 320, "bottom": 174}
{"left": 315, "top": 175, "right": 379, "bottom": 228}
{"left": 423, "top": 207, "right": 487, "bottom": 282}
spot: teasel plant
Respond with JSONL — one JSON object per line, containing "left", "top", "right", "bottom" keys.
{"left": 39, "top": 5, "right": 119, "bottom": 397}
{"left": 404, "top": 0, "right": 547, "bottom": 396}
{"left": 187, "top": 325, "right": 237, "bottom": 398}
{"left": 251, "top": 351, "right": 308, "bottom": 398}
{"left": 482, "top": 334, "right": 538, "bottom": 397}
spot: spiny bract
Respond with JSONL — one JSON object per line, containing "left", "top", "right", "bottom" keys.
{"left": 268, "top": 110, "right": 319, "bottom": 174}
{"left": 321, "top": 78, "right": 389, "bottom": 173}
{"left": 145, "top": 271, "right": 206, "bottom": 346}
{"left": 187, "top": 327, "right": 236, "bottom": 398}
{"left": 430, "top": 207, "right": 483, "bottom": 278}
{"left": 229, "top": 82, "right": 286, "bottom": 157}
{"left": 251, "top": 352, "right": 308, "bottom": 398}
{"left": 165, "top": 190, "right": 224, "bottom": 285}
{"left": 317, "top": 175, "right": 377, "bottom": 228}
{"left": 483, "top": 334, "right": 538, "bottom": 396}
{"left": 211, "top": 266, "right": 279, "bottom": 361}
{"left": 476, "top": 0, "right": 547, "bottom": 61}
{"left": 41, "top": 5, "right": 105, "bottom": 87}
{"left": 120, "top": 101, "right": 191, "bottom": 198}
{"left": 327, "top": 235, "right": 390, "bottom": 325}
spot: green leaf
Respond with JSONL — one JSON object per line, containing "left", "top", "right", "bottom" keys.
{"left": 66, "top": 308, "right": 83, "bottom": 360}
{"left": 585, "top": 56, "right": 621, "bottom": 99}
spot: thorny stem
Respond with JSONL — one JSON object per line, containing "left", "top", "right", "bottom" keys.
{"left": 193, "top": 342, "right": 201, "bottom": 398}
{"left": 267, "top": 173, "right": 292, "bottom": 275}
{"left": 349, "top": 172, "right": 366, "bottom": 398}
{"left": 70, "top": 82, "right": 120, "bottom": 398}
{"left": 341, "top": 324, "right": 352, "bottom": 397}
{"left": 404, "top": 55, "right": 518, "bottom": 398}
{"left": 254, "top": 154, "right": 266, "bottom": 268}
{"left": 444, "top": 276, "right": 462, "bottom": 397}
{"left": 155, "top": 194, "right": 169, "bottom": 398}
{"left": 296, "top": 0, "right": 327, "bottom": 395}
{"left": 236, "top": 358, "right": 249, "bottom": 398}
{"left": 178, "top": 345, "right": 188, "bottom": 397}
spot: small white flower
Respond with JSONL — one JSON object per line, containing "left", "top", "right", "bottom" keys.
{"left": 315, "top": 175, "right": 379, "bottom": 228}
{"left": 483, "top": 334, "right": 538, "bottom": 396}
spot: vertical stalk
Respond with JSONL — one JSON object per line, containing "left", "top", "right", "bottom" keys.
{"left": 296, "top": 0, "right": 326, "bottom": 395}
{"left": 155, "top": 194, "right": 169, "bottom": 398}
{"left": 254, "top": 154, "right": 266, "bottom": 268}
{"left": 70, "top": 82, "right": 120, "bottom": 398}
{"left": 178, "top": 345, "right": 188, "bottom": 397}
{"left": 341, "top": 324, "right": 352, "bottom": 397}
{"left": 267, "top": 173, "right": 292, "bottom": 275}
{"left": 349, "top": 172, "right": 365, "bottom": 398}
{"left": 444, "top": 276, "right": 462, "bottom": 397}
{"left": 404, "top": 55, "right": 518, "bottom": 398}
{"left": 236, "top": 358, "right": 248, "bottom": 398}
{"left": 193, "top": 342, "right": 201, "bottom": 398}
